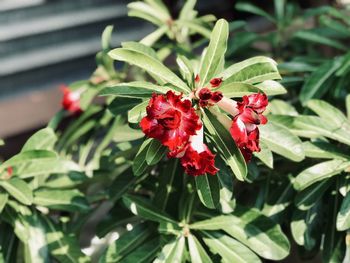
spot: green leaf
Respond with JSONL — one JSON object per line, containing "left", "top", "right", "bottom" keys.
{"left": 202, "top": 231, "right": 261, "bottom": 263}
{"left": 260, "top": 121, "right": 305, "bottom": 162}
{"left": 100, "top": 224, "right": 153, "bottom": 263}
{"left": 195, "top": 174, "right": 220, "bottom": 209}
{"left": 203, "top": 110, "right": 247, "bottom": 181}
{"left": 216, "top": 82, "right": 261, "bottom": 98}
{"left": 219, "top": 56, "right": 280, "bottom": 85}
{"left": 293, "top": 160, "right": 350, "bottom": 191}
{"left": 133, "top": 139, "right": 152, "bottom": 176}
{"left": 108, "top": 97, "right": 141, "bottom": 116}
{"left": 198, "top": 19, "right": 229, "bottom": 86}
{"left": 122, "top": 195, "right": 177, "bottom": 224}
{"left": 253, "top": 142, "right": 273, "bottom": 169}
{"left": 100, "top": 81, "right": 166, "bottom": 98}
{"left": 0, "top": 178, "right": 33, "bottom": 205}
{"left": 290, "top": 203, "right": 323, "bottom": 250}
{"left": 0, "top": 150, "right": 57, "bottom": 172}
{"left": 294, "top": 30, "right": 347, "bottom": 51}
{"left": 295, "top": 180, "right": 332, "bottom": 210}
{"left": 140, "top": 26, "right": 167, "bottom": 46}
{"left": 33, "top": 189, "right": 89, "bottom": 212}
{"left": 187, "top": 234, "right": 213, "bottom": 263}
{"left": 154, "top": 236, "right": 185, "bottom": 263}
{"left": 337, "top": 191, "right": 350, "bottom": 231}
{"left": 302, "top": 141, "right": 350, "bottom": 160}
{"left": 255, "top": 80, "right": 287, "bottom": 96}
{"left": 175, "top": 20, "right": 212, "bottom": 39}
{"left": 44, "top": 217, "right": 90, "bottom": 263}
{"left": 191, "top": 207, "right": 290, "bottom": 260}
{"left": 122, "top": 237, "right": 160, "bottom": 263}
{"left": 0, "top": 192, "right": 8, "bottom": 213}
{"left": 101, "top": 25, "right": 113, "bottom": 51}
{"left": 128, "top": 100, "right": 149, "bottom": 124}
{"left": 300, "top": 59, "right": 342, "bottom": 103}
{"left": 127, "top": 2, "right": 169, "bottom": 25}
{"left": 236, "top": 2, "right": 275, "bottom": 23}
{"left": 146, "top": 139, "right": 167, "bottom": 166}
{"left": 21, "top": 127, "right": 57, "bottom": 152}
{"left": 176, "top": 55, "right": 194, "bottom": 87}
{"left": 306, "top": 99, "right": 348, "bottom": 129}
{"left": 346, "top": 94, "right": 350, "bottom": 119}
{"left": 294, "top": 115, "right": 350, "bottom": 145}
{"left": 108, "top": 47, "right": 189, "bottom": 93}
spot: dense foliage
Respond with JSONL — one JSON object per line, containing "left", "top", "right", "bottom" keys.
{"left": 0, "top": 0, "right": 349, "bottom": 262}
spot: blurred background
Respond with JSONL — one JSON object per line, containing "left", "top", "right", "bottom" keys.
{"left": 0, "top": 0, "right": 335, "bottom": 156}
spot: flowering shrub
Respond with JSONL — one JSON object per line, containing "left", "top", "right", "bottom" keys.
{"left": 0, "top": 1, "right": 349, "bottom": 262}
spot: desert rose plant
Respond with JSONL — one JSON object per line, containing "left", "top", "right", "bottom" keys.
{"left": 0, "top": 1, "right": 349, "bottom": 262}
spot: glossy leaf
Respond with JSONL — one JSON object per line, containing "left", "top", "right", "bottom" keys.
{"left": 187, "top": 234, "right": 212, "bottom": 263}
{"left": 0, "top": 178, "right": 33, "bottom": 205}
{"left": 109, "top": 46, "right": 189, "bottom": 93}
{"left": 154, "top": 236, "right": 185, "bottom": 263}
{"left": 202, "top": 231, "right": 261, "bottom": 263}
{"left": 122, "top": 195, "right": 177, "bottom": 224}
{"left": 219, "top": 56, "right": 280, "bottom": 85}
{"left": 0, "top": 192, "right": 8, "bottom": 213}
{"left": 100, "top": 81, "right": 166, "bottom": 98}
{"left": 21, "top": 127, "right": 57, "bottom": 152}
{"left": 260, "top": 121, "right": 304, "bottom": 162}
{"left": 128, "top": 100, "right": 149, "bottom": 124}
{"left": 195, "top": 174, "right": 220, "bottom": 209}
{"left": 146, "top": 139, "right": 167, "bottom": 166}
{"left": 295, "top": 180, "right": 332, "bottom": 210}
{"left": 132, "top": 138, "right": 152, "bottom": 176}
{"left": 198, "top": 19, "right": 229, "bottom": 86}
{"left": 33, "top": 189, "right": 89, "bottom": 212}
{"left": 337, "top": 191, "right": 350, "bottom": 231}
{"left": 293, "top": 160, "right": 350, "bottom": 191}
{"left": 203, "top": 110, "right": 247, "bottom": 181}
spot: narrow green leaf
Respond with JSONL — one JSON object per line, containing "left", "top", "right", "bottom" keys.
{"left": 302, "top": 141, "right": 350, "bottom": 160}
{"left": 253, "top": 142, "right": 273, "bottom": 169}
{"left": 108, "top": 47, "right": 189, "bottom": 93}
{"left": 176, "top": 55, "right": 194, "bottom": 87}
{"left": 33, "top": 189, "right": 89, "bottom": 212}
{"left": 337, "top": 191, "right": 350, "bottom": 231}
{"left": 300, "top": 59, "right": 342, "bottom": 103}
{"left": 108, "top": 97, "right": 141, "bottom": 116}
{"left": 202, "top": 231, "right": 261, "bottom": 263}
{"left": 101, "top": 25, "right": 114, "bottom": 51}
{"left": 187, "top": 234, "right": 213, "bottom": 263}
{"left": 133, "top": 139, "right": 152, "bottom": 176}
{"left": 0, "top": 192, "right": 8, "bottom": 213}
{"left": 295, "top": 180, "right": 332, "bottom": 210}
{"left": 0, "top": 178, "right": 33, "bottom": 205}
{"left": 122, "top": 237, "right": 160, "bottom": 263}
{"left": 203, "top": 110, "right": 247, "bottom": 181}
{"left": 122, "top": 195, "right": 177, "bottom": 224}
{"left": 21, "top": 127, "right": 57, "bottom": 152}
{"left": 260, "top": 121, "right": 305, "bottom": 162}
{"left": 294, "top": 30, "right": 347, "bottom": 51}
{"left": 44, "top": 217, "right": 90, "bottom": 263}
{"left": 346, "top": 94, "right": 350, "bottom": 119}
{"left": 195, "top": 174, "right": 220, "bottom": 209}
{"left": 216, "top": 82, "right": 261, "bottom": 98}
{"left": 154, "top": 236, "right": 185, "bottom": 263}
{"left": 198, "top": 19, "right": 229, "bottom": 86}
{"left": 128, "top": 100, "right": 149, "bottom": 124}
{"left": 140, "top": 25, "right": 167, "bottom": 46}
{"left": 255, "top": 80, "right": 287, "bottom": 96}
{"left": 146, "top": 139, "right": 167, "bottom": 165}
{"left": 290, "top": 203, "right": 323, "bottom": 250}
{"left": 219, "top": 56, "right": 280, "bottom": 85}
{"left": 100, "top": 81, "right": 166, "bottom": 98}
{"left": 191, "top": 206, "right": 290, "bottom": 260}
{"left": 236, "top": 2, "right": 276, "bottom": 22}
{"left": 100, "top": 224, "right": 152, "bottom": 263}
{"left": 293, "top": 160, "right": 350, "bottom": 191}
{"left": 306, "top": 99, "right": 348, "bottom": 129}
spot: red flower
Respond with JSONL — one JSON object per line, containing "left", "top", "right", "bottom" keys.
{"left": 197, "top": 88, "right": 223, "bottom": 107}
{"left": 210, "top": 77, "right": 223, "bottom": 87}
{"left": 230, "top": 93, "right": 268, "bottom": 162}
{"left": 140, "top": 91, "right": 202, "bottom": 152}
{"left": 180, "top": 145, "right": 218, "bottom": 176}
{"left": 195, "top": 74, "right": 200, "bottom": 83}
{"left": 61, "top": 85, "right": 81, "bottom": 114}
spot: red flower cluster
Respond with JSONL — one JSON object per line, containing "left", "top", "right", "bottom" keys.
{"left": 140, "top": 91, "right": 218, "bottom": 176}
{"left": 60, "top": 85, "right": 82, "bottom": 114}
{"left": 230, "top": 93, "right": 268, "bottom": 161}
{"left": 198, "top": 88, "right": 223, "bottom": 107}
